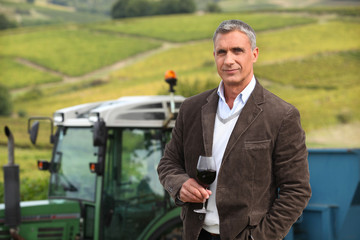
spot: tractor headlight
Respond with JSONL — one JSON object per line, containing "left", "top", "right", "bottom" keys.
{"left": 53, "top": 112, "right": 64, "bottom": 123}
{"left": 89, "top": 112, "right": 100, "bottom": 123}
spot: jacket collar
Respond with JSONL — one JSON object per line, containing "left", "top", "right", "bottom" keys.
{"left": 201, "top": 88, "right": 218, "bottom": 157}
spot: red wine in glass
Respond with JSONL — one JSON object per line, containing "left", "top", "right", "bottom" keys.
{"left": 194, "top": 156, "right": 216, "bottom": 214}
{"left": 197, "top": 169, "right": 216, "bottom": 185}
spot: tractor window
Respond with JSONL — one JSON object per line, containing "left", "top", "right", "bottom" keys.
{"left": 103, "top": 128, "right": 172, "bottom": 240}
{"left": 48, "top": 127, "right": 97, "bottom": 202}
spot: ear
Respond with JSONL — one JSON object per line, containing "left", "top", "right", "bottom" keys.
{"left": 252, "top": 47, "right": 259, "bottom": 63}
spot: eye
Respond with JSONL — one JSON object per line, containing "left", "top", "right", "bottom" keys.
{"left": 233, "top": 47, "right": 244, "bottom": 54}
{"left": 216, "top": 49, "right": 226, "bottom": 55}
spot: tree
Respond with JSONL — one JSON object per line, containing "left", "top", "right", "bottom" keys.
{"left": 111, "top": 0, "right": 130, "bottom": 19}
{"left": 125, "top": 0, "right": 152, "bottom": 17}
{"left": 158, "top": 0, "right": 195, "bottom": 14}
{"left": 0, "top": 14, "right": 16, "bottom": 30}
{"left": 206, "top": 2, "right": 221, "bottom": 13}
{"left": 176, "top": 0, "right": 196, "bottom": 13}
{"left": 111, "top": 0, "right": 196, "bottom": 19}
{"left": 0, "top": 84, "right": 12, "bottom": 116}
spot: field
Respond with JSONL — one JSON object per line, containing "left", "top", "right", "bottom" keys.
{"left": 0, "top": 56, "right": 62, "bottom": 89}
{"left": 0, "top": 4, "right": 360, "bottom": 202}
{"left": 0, "top": 26, "right": 162, "bottom": 81}
{"left": 90, "top": 13, "right": 316, "bottom": 42}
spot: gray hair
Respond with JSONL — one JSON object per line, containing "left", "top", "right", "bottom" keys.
{"left": 213, "top": 20, "right": 257, "bottom": 50}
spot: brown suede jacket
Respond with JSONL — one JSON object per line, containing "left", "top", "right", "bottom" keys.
{"left": 157, "top": 80, "right": 311, "bottom": 240}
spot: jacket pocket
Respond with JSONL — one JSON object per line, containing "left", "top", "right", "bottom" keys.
{"left": 244, "top": 139, "right": 272, "bottom": 185}
{"left": 244, "top": 139, "right": 271, "bottom": 150}
{"left": 245, "top": 214, "right": 264, "bottom": 240}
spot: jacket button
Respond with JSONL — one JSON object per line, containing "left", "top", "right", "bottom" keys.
{"left": 198, "top": 215, "right": 204, "bottom": 220}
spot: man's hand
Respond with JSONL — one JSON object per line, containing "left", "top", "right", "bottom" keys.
{"left": 179, "top": 178, "right": 212, "bottom": 203}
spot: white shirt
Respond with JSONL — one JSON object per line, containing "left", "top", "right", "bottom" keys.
{"left": 203, "top": 76, "right": 256, "bottom": 234}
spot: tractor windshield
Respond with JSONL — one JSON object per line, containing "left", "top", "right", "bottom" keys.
{"left": 49, "top": 127, "right": 97, "bottom": 202}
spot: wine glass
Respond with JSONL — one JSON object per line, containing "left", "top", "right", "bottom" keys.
{"left": 193, "top": 156, "right": 216, "bottom": 214}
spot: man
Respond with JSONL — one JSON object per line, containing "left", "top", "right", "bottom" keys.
{"left": 157, "top": 19, "right": 311, "bottom": 240}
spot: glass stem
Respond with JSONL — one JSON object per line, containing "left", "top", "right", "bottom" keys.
{"left": 203, "top": 186, "right": 208, "bottom": 210}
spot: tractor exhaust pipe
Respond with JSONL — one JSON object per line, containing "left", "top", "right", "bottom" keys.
{"left": 3, "top": 126, "right": 22, "bottom": 238}
{"left": 5, "top": 126, "right": 14, "bottom": 165}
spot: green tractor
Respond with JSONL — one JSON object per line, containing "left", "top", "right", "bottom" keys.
{"left": 0, "top": 75, "right": 184, "bottom": 239}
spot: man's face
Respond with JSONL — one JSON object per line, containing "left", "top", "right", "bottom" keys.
{"left": 214, "top": 30, "right": 258, "bottom": 90}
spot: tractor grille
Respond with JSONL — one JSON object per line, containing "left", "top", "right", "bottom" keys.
{"left": 38, "top": 227, "right": 64, "bottom": 239}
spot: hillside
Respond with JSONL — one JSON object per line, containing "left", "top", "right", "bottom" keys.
{"left": 0, "top": 10, "right": 359, "bottom": 145}
{"left": 0, "top": 6, "right": 359, "bottom": 201}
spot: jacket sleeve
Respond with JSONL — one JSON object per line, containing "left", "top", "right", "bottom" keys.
{"left": 252, "top": 106, "right": 312, "bottom": 239}
{"left": 157, "top": 102, "right": 190, "bottom": 201}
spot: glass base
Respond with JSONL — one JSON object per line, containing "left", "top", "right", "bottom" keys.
{"left": 194, "top": 208, "right": 212, "bottom": 213}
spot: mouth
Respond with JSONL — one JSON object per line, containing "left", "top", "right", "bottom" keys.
{"left": 223, "top": 68, "right": 239, "bottom": 74}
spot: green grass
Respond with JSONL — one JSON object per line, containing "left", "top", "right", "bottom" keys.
{"left": 262, "top": 81, "right": 360, "bottom": 131}
{"left": 0, "top": 116, "right": 56, "bottom": 147}
{"left": 0, "top": 145, "right": 51, "bottom": 180}
{"left": 32, "top": 7, "right": 108, "bottom": 25}
{"left": 257, "top": 20, "right": 360, "bottom": 63}
{"left": 255, "top": 51, "right": 360, "bottom": 89}
{"left": 285, "top": 6, "right": 360, "bottom": 17}
{"left": 0, "top": 26, "right": 162, "bottom": 76}
{"left": 111, "top": 40, "right": 215, "bottom": 80}
{"left": 0, "top": 145, "right": 50, "bottom": 202}
{"left": 0, "top": 56, "right": 62, "bottom": 89}
{"left": 91, "top": 13, "right": 316, "bottom": 42}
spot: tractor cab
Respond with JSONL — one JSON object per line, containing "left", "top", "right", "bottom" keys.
{"left": 0, "top": 71, "right": 185, "bottom": 240}
{"left": 39, "top": 95, "right": 185, "bottom": 239}
{"left": 1, "top": 86, "right": 186, "bottom": 239}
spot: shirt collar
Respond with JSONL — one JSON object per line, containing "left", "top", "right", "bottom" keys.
{"left": 217, "top": 75, "right": 256, "bottom": 106}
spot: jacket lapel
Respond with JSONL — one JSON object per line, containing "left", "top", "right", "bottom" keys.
{"left": 201, "top": 89, "right": 219, "bottom": 157}
{"left": 222, "top": 81, "right": 265, "bottom": 162}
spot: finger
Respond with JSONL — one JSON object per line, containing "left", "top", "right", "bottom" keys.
{"left": 181, "top": 184, "right": 203, "bottom": 202}
{"left": 188, "top": 180, "right": 210, "bottom": 200}
{"left": 193, "top": 186, "right": 209, "bottom": 201}
{"left": 180, "top": 179, "right": 208, "bottom": 202}
{"left": 182, "top": 189, "right": 204, "bottom": 203}
{"left": 195, "top": 187, "right": 209, "bottom": 200}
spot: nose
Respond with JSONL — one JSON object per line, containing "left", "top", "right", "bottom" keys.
{"left": 224, "top": 52, "right": 235, "bottom": 65}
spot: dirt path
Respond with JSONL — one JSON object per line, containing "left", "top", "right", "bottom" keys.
{"left": 11, "top": 41, "right": 188, "bottom": 94}
{"left": 16, "top": 57, "right": 67, "bottom": 78}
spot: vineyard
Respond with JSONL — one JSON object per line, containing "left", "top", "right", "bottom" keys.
{"left": 0, "top": 3, "right": 359, "bottom": 201}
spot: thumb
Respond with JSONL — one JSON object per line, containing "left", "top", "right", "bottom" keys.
{"left": 206, "top": 189, "right": 212, "bottom": 196}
